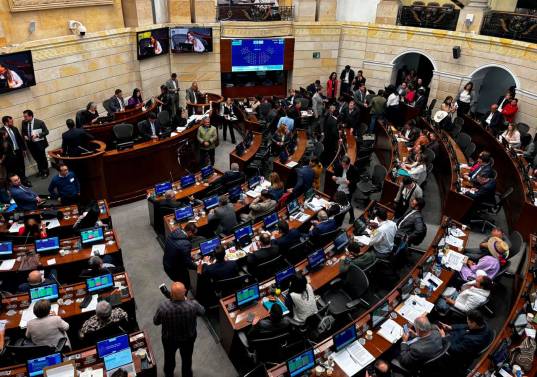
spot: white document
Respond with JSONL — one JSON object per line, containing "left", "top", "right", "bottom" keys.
{"left": 354, "top": 235, "right": 371, "bottom": 246}
{"left": 333, "top": 341, "right": 375, "bottom": 377}
{"left": 421, "top": 272, "right": 443, "bottom": 291}
{"left": 81, "top": 295, "right": 98, "bottom": 313}
{"left": 44, "top": 363, "right": 76, "bottom": 377}
{"left": 286, "top": 161, "right": 298, "bottom": 168}
{"left": 525, "top": 328, "right": 536, "bottom": 339}
{"left": 8, "top": 222, "right": 24, "bottom": 233}
{"left": 0, "top": 259, "right": 16, "bottom": 271}
{"left": 442, "top": 250, "right": 466, "bottom": 271}
{"left": 449, "top": 227, "right": 465, "bottom": 238}
{"left": 396, "top": 137, "right": 407, "bottom": 143}
{"left": 91, "top": 244, "right": 106, "bottom": 256}
{"left": 45, "top": 218, "right": 61, "bottom": 229}
{"left": 246, "top": 190, "right": 260, "bottom": 198}
{"left": 47, "top": 258, "right": 57, "bottom": 266}
{"left": 79, "top": 368, "right": 104, "bottom": 377}
{"left": 377, "top": 319, "right": 403, "bottom": 344}
{"left": 445, "top": 235, "right": 464, "bottom": 250}
{"left": 306, "top": 198, "right": 325, "bottom": 212}
{"left": 292, "top": 213, "right": 311, "bottom": 223}
{"left": 396, "top": 295, "right": 434, "bottom": 324}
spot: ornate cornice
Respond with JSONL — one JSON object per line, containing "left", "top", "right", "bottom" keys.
{"left": 8, "top": 0, "right": 114, "bottom": 12}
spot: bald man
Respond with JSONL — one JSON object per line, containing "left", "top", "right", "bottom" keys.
{"left": 396, "top": 315, "right": 443, "bottom": 371}
{"left": 154, "top": 282, "right": 205, "bottom": 377}
{"left": 18, "top": 270, "right": 54, "bottom": 293}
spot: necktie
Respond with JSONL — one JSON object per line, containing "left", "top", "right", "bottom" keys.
{"left": 6, "top": 127, "right": 18, "bottom": 150}
{"left": 151, "top": 122, "right": 156, "bottom": 136}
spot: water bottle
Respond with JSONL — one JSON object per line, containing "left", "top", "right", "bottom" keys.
{"left": 434, "top": 251, "right": 444, "bottom": 276}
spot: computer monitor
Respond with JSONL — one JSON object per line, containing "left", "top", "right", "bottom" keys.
{"left": 275, "top": 266, "right": 296, "bottom": 290}
{"left": 27, "top": 353, "right": 62, "bottom": 377}
{"left": 200, "top": 237, "right": 221, "bottom": 256}
{"left": 307, "top": 249, "right": 325, "bottom": 270}
{"left": 286, "top": 348, "right": 316, "bottom": 377}
{"left": 97, "top": 334, "right": 130, "bottom": 358}
{"left": 333, "top": 325, "right": 357, "bottom": 352}
{"left": 86, "top": 273, "right": 114, "bottom": 293}
{"left": 287, "top": 198, "right": 300, "bottom": 215}
{"left": 180, "top": 174, "right": 196, "bottom": 188}
{"left": 34, "top": 237, "right": 60, "bottom": 254}
{"left": 103, "top": 348, "right": 133, "bottom": 372}
{"left": 235, "top": 283, "right": 260, "bottom": 308}
{"left": 203, "top": 195, "right": 219, "bottom": 210}
{"left": 263, "top": 212, "right": 279, "bottom": 230}
{"left": 175, "top": 205, "right": 194, "bottom": 222}
{"left": 334, "top": 232, "right": 349, "bottom": 252}
{"left": 80, "top": 226, "right": 105, "bottom": 246}
{"left": 372, "top": 301, "right": 390, "bottom": 327}
{"left": 29, "top": 283, "right": 59, "bottom": 303}
{"left": 234, "top": 223, "right": 254, "bottom": 244}
{"left": 248, "top": 176, "right": 261, "bottom": 190}
{"left": 305, "top": 188, "right": 315, "bottom": 202}
{"left": 228, "top": 185, "right": 242, "bottom": 202}
{"left": 201, "top": 165, "right": 214, "bottom": 179}
{"left": 155, "top": 181, "right": 172, "bottom": 196}
{"left": 0, "top": 241, "right": 13, "bottom": 257}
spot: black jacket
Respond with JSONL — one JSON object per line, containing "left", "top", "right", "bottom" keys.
{"left": 333, "top": 163, "right": 359, "bottom": 193}
{"left": 201, "top": 260, "right": 239, "bottom": 282}
{"left": 339, "top": 105, "right": 360, "bottom": 132}
{"left": 247, "top": 245, "right": 280, "bottom": 273}
{"left": 61, "top": 128, "right": 94, "bottom": 156}
{"left": 2, "top": 125, "right": 26, "bottom": 151}
{"left": 447, "top": 324, "right": 493, "bottom": 366}
{"left": 293, "top": 166, "right": 314, "bottom": 197}
{"left": 22, "top": 118, "right": 49, "bottom": 149}
{"left": 398, "top": 329, "right": 444, "bottom": 370}
{"left": 274, "top": 229, "right": 302, "bottom": 255}
{"left": 396, "top": 209, "right": 427, "bottom": 246}
{"left": 248, "top": 317, "right": 292, "bottom": 339}
{"left": 163, "top": 229, "right": 196, "bottom": 281}
{"left": 468, "top": 179, "right": 496, "bottom": 205}
{"left": 217, "top": 170, "right": 245, "bottom": 187}
{"left": 482, "top": 111, "right": 505, "bottom": 134}
{"left": 139, "top": 119, "right": 162, "bottom": 140}
{"left": 340, "top": 68, "right": 355, "bottom": 85}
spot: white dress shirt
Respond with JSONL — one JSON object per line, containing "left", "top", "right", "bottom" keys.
{"left": 369, "top": 219, "right": 397, "bottom": 255}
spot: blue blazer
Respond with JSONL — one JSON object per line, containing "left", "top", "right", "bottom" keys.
{"left": 9, "top": 185, "right": 39, "bottom": 210}
{"left": 293, "top": 166, "right": 314, "bottom": 197}
{"left": 202, "top": 261, "right": 239, "bottom": 282}
{"left": 469, "top": 179, "right": 496, "bottom": 205}
{"left": 274, "top": 229, "right": 302, "bottom": 253}
{"left": 310, "top": 219, "right": 337, "bottom": 238}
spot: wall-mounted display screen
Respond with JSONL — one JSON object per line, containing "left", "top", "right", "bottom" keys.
{"left": 0, "top": 51, "right": 36, "bottom": 94}
{"left": 137, "top": 27, "right": 170, "bottom": 60}
{"left": 170, "top": 27, "right": 213, "bottom": 53}
{"left": 231, "top": 38, "right": 285, "bottom": 72}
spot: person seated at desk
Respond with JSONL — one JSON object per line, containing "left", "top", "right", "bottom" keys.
{"left": 248, "top": 303, "right": 291, "bottom": 340}
{"left": 208, "top": 195, "right": 238, "bottom": 235}
{"left": 482, "top": 104, "right": 505, "bottom": 136}
{"left": 466, "top": 172, "right": 496, "bottom": 206}
{"left": 394, "top": 176, "right": 423, "bottom": 218}
{"left": 460, "top": 241, "right": 506, "bottom": 281}
{"left": 268, "top": 172, "right": 285, "bottom": 201}
{"left": 464, "top": 151, "right": 493, "bottom": 184}
{"left": 426, "top": 132, "right": 440, "bottom": 158}
{"left": 287, "top": 274, "right": 317, "bottom": 325}
{"left": 80, "top": 256, "right": 115, "bottom": 278}
{"left": 61, "top": 118, "right": 94, "bottom": 156}
{"left": 127, "top": 88, "right": 143, "bottom": 107}
{"left": 80, "top": 102, "right": 99, "bottom": 125}
{"left": 273, "top": 221, "right": 302, "bottom": 256}
{"left": 240, "top": 190, "right": 276, "bottom": 222}
{"left": 288, "top": 162, "right": 314, "bottom": 198}
{"left": 438, "top": 310, "right": 494, "bottom": 371}
{"left": 340, "top": 240, "right": 376, "bottom": 271}
{"left": 18, "top": 214, "right": 47, "bottom": 238}
{"left": 395, "top": 198, "right": 427, "bottom": 247}
{"left": 215, "top": 162, "right": 244, "bottom": 187}
{"left": 368, "top": 208, "right": 397, "bottom": 258}
{"left": 401, "top": 121, "right": 419, "bottom": 145}
{"left": 246, "top": 232, "right": 280, "bottom": 273}
{"left": 500, "top": 123, "right": 521, "bottom": 149}
{"left": 200, "top": 245, "right": 239, "bottom": 282}
{"left": 465, "top": 228, "right": 511, "bottom": 261}
{"left": 140, "top": 112, "right": 161, "bottom": 140}
{"left": 399, "top": 154, "right": 427, "bottom": 186}
{"left": 309, "top": 210, "right": 337, "bottom": 238}
{"left": 436, "top": 274, "right": 492, "bottom": 315}
{"left": 79, "top": 300, "right": 128, "bottom": 339}
{"left": 18, "top": 270, "right": 54, "bottom": 293}
{"left": 413, "top": 129, "right": 429, "bottom": 149}
{"left": 48, "top": 164, "right": 80, "bottom": 205}
{"left": 160, "top": 190, "right": 184, "bottom": 209}
{"left": 404, "top": 144, "right": 424, "bottom": 165}
{"left": 8, "top": 173, "right": 42, "bottom": 210}
{"left": 108, "top": 89, "right": 125, "bottom": 114}
{"left": 26, "top": 299, "right": 71, "bottom": 349}
{"left": 394, "top": 315, "right": 443, "bottom": 372}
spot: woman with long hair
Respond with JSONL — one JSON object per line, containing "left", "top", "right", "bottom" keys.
{"left": 326, "top": 72, "right": 338, "bottom": 100}
{"left": 128, "top": 88, "right": 143, "bottom": 106}
{"left": 500, "top": 123, "right": 521, "bottom": 148}
{"left": 268, "top": 172, "right": 284, "bottom": 201}
{"left": 456, "top": 82, "right": 473, "bottom": 117}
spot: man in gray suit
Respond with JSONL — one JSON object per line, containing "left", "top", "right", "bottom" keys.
{"left": 108, "top": 89, "right": 125, "bottom": 114}
{"left": 185, "top": 81, "right": 200, "bottom": 116}
{"left": 312, "top": 86, "right": 324, "bottom": 119}
{"left": 396, "top": 315, "right": 444, "bottom": 371}
{"left": 165, "top": 73, "right": 180, "bottom": 117}
{"left": 22, "top": 110, "right": 49, "bottom": 177}
{"left": 207, "top": 196, "right": 238, "bottom": 235}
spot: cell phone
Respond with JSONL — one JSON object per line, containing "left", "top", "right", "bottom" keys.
{"left": 403, "top": 324, "right": 409, "bottom": 334}
{"left": 159, "top": 283, "right": 171, "bottom": 299}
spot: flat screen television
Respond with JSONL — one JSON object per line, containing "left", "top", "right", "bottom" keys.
{"left": 170, "top": 27, "right": 213, "bottom": 53}
{"left": 0, "top": 51, "right": 36, "bottom": 94}
{"left": 137, "top": 27, "right": 170, "bottom": 60}
{"left": 231, "top": 38, "right": 285, "bottom": 72}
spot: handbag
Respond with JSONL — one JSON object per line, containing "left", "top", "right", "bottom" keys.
{"left": 509, "top": 336, "right": 536, "bottom": 372}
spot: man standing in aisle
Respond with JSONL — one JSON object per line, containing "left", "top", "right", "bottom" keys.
{"left": 197, "top": 117, "right": 217, "bottom": 166}
{"left": 22, "top": 110, "right": 49, "bottom": 178}
{"left": 154, "top": 282, "right": 205, "bottom": 377}
{"left": 166, "top": 73, "right": 180, "bottom": 117}
{"left": 1, "top": 115, "right": 30, "bottom": 186}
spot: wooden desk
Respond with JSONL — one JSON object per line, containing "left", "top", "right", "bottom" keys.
{"left": 324, "top": 128, "right": 358, "bottom": 197}
{"left": 186, "top": 93, "right": 224, "bottom": 115}
{"left": 273, "top": 130, "right": 308, "bottom": 187}
{"left": 0, "top": 330, "right": 157, "bottom": 377}
{"left": 229, "top": 132, "right": 263, "bottom": 171}
{"left": 268, "top": 218, "right": 470, "bottom": 377}
{"left": 50, "top": 124, "right": 204, "bottom": 206}
{"left": 235, "top": 106, "right": 261, "bottom": 134}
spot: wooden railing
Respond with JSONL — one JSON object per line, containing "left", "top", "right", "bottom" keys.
{"left": 216, "top": 4, "right": 293, "bottom": 21}
{"left": 397, "top": 4, "right": 460, "bottom": 31}
{"left": 481, "top": 11, "right": 537, "bottom": 44}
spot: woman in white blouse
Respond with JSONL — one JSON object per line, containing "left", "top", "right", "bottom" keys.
{"left": 402, "top": 153, "right": 427, "bottom": 186}
{"left": 288, "top": 275, "right": 318, "bottom": 324}
{"left": 500, "top": 123, "right": 521, "bottom": 149}
{"left": 456, "top": 82, "right": 473, "bottom": 118}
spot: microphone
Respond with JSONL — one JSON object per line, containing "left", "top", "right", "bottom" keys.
{"left": 169, "top": 170, "right": 174, "bottom": 185}
{"left": 49, "top": 271, "right": 64, "bottom": 289}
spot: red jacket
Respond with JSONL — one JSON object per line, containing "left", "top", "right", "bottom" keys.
{"left": 501, "top": 103, "right": 518, "bottom": 123}
{"left": 326, "top": 79, "right": 338, "bottom": 99}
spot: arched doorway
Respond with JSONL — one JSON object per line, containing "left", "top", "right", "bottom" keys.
{"left": 469, "top": 65, "right": 518, "bottom": 116}
{"left": 391, "top": 51, "right": 436, "bottom": 87}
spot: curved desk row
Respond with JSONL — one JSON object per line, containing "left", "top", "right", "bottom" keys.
{"left": 273, "top": 129, "right": 309, "bottom": 187}
{"left": 229, "top": 131, "right": 263, "bottom": 171}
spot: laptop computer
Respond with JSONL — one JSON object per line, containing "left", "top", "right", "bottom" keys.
{"left": 27, "top": 353, "right": 62, "bottom": 377}
{"left": 103, "top": 348, "right": 136, "bottom": 377}
{"left": 29, "top": 283, "right": 59, "bottom": 303}
{"left": 0, "top": 241, "right": 13, "bottom": 260}
{"left": 35, "top": 237, "right": 60, "bottom": 255}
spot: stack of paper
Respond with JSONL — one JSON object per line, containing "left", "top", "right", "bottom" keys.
{"left": 442, "top": 250, "right": 466, "bottom": 271}
{"left": 396, "top": 295, "right": 435, "bottom": 324}
{"left": 445, "top": 235, "right": 464, "bottom": 250}
{"left": 245, "top": 190, "right": 260, "bottom": 198}
{"left": 8, "top": 222, "right": 23, "bottom": 233}
{"left": 0, "top": 259, "right": 16, "bottom": 271}
{"left": 377, "top": 319, "right": 403, "bottom": 343}
{"left": 421, "top": 272, "right": 443, "bottom": 291}
{"left": 291, "top": 213, "right": 310, "bottom": 223}
{"left": 306, "top": 198, "right": 325, "bottom": 212}
{"left": 333, "top": 341, "right": 375, "bottom": 376}
{"left": 354, "top": 235, "right": 371, "bottom": 246}
{"left": 286, "top": 161, "right": 299, "bottom": 168}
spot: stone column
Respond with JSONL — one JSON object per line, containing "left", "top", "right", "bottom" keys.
{"left": 294, "top": 0, "right": 317, "bottom": 21}
{"left": 489, "top": 0, "right": 517, "bottom": 12}
{"left": 375, "top": 0, "right": 401, "bottom": 26}
{"left": 121, "top": 0, "right": 154, "bottom": 27}
{"left": 194, "top": 0, "right": 216, "bottom": 22}
{"left": 169, "top": 0, "right": 192, "bottom": 23}
{"left": 318, "top": 0, "right": 337, "bottom": 21}
{"left": 456, "top": 0, "right": 490, "bottom": 33}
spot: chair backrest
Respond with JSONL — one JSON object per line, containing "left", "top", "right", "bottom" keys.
{"left": 75, "top": 109, "right": 85, "bottom": 128}
{"left": 509, "top": 231, "right": 524, "bottom": 259}
{"left": 277, "top": 191, "right": 292, "bottom": 210}
{"left": 286, "top": 238, "right": 311, "bottom": 264}
{"left": 333, "top": 207, "right": 349, "bottom": 227}
{"left": 450, "top": 123, "right": 462, "bottom": 139}
{"left": 423, "top": 148, "right": 435, "bottom": 164}
{"left": 344, "top": 264, "right": 369, "bottom": 299}
{"left": 427, "top": 98, "right": 437, "bottom": 112}
{"left": 456, "top": 132, "right": 471, "bottom": 150}
{"left": 371, "top": 164, "right": 388, "bottom": 186}
{"left": 250, "top": 332, "right": 292, "bottom": 364}
{"left": 225, "top": 176, "right": 246, "bottom": 191}
{"left": 254, "top": 255, "right": 289, "bottom": 281}
{"left": 420, "top": 340, "right": 451, "bottom": 375}
{"left": 158, "top": 110, "right": 171, "bottom": 127}
{"left": 213, "top": 274, "right": 251, "bottom": 298}
{"left": 113, "top": 123, "right": 134, "bottom": 142}
{"left": 82, "top": 322, "right": 126, "bottom": 345}
{"left": 477, "top": 329, "right": 496, "bottom": 356}
{"left": 517, "top": 122, "right": 530, "bottom": 134}
{"left": 499, "top": 187, "right": 514, "bottom": 204}
{"left": 102, "top": 99, "right": 113, "bottom": 114}
{"left": 464, "top": 142, "right": 476, "bottom": 159}
{"left": 6, "top": 342, "right": 58, "bottom": 364}
{"left": 312, "top": 228, "right": 341, "bottom": 248}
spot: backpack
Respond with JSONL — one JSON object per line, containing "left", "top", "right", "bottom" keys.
{"left": 510, "top": 336, "right": 536, "bottom": 372}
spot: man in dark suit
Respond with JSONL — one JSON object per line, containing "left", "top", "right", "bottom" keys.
{"left": 353, "top": 83, "right": 368, "bottom": 108}
{"left": 215, "top": 163, "right": 245, "bottom": 188}
{"left": 468, "top": 172, "right": 496, "bottom": 206}
{"left": 287, "top": 102, "right": 302, "bottom": 130}
{"left": 396, "top": 315, "right": 443, "bottom": 371}
{"left": 309, "top": 210, "right": 337, "bottom": 238}
{"left": 273, "top": 221, "right": 302, "bottom": 256}
{"left": 339, "top": 100, "right": 361, "bottom": 139}
{"left": 332, "top": 155, "right": 359, "bottom": 222}
{"left": 8, "top": 174, "right": 42, "bottom": 210}
{"left": 200, "top": 246, "right": 239, "bottom": 282}
{"left": 402, "top": 121, "right": 420, "bottom": 146}
{"left": 247, "top": 233, "right": 280, "bottom": 274}
{"left": 163, "top": 223, "right": 198, "bottom": 290}
{"left": 465, "top": 151, "right": 493, "bottom": 185}
{"left": 258, "top": 98, "right": 273, "bottom": 121}
{"left": 395, "top": 197, "right": 427, "bottom": 247}
{"left": 413, "top": 88, "right": 427, "bottom": 112}
{"left": 439, "top": 310, "right": 493, "bottom": 371}
{"left": 322, "top": 105, "right": 339, "bottom": 166}
{"left": 165, "top": 73, "right": 180, "bottom": 117}
{"left": 482, "top": 104, "right": 505, "bottom": 136}
{"left": 22, "top": 109, "right": 49, "bottom": 177}
{"left": 139, "top": 112, "right": 161, "bottom": 140}
{"left": 1, "top": 115, "right": 29, "bottom": 185}
{"left": 186, "top": 82, "right": 200, "bottom": 115}
{"left": 289, "top": 163, "right": 314, "bottom": 198}
{"left": 161, "top": 190, "right": 185, "bottom": 209}
{"left": 61, "top": 119, "right": 94, "bottom": 156}
{"left": 17, "top": 270, "right": 55, "bottom": 293}
{"left": 340, "top": 65, "right": 355, "bottom": 95}
{"left": 248, "top": 303, "right": 291, "bottom": 340}
{"left": 108, "top": 89, "right": 125, "bottom": 114}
